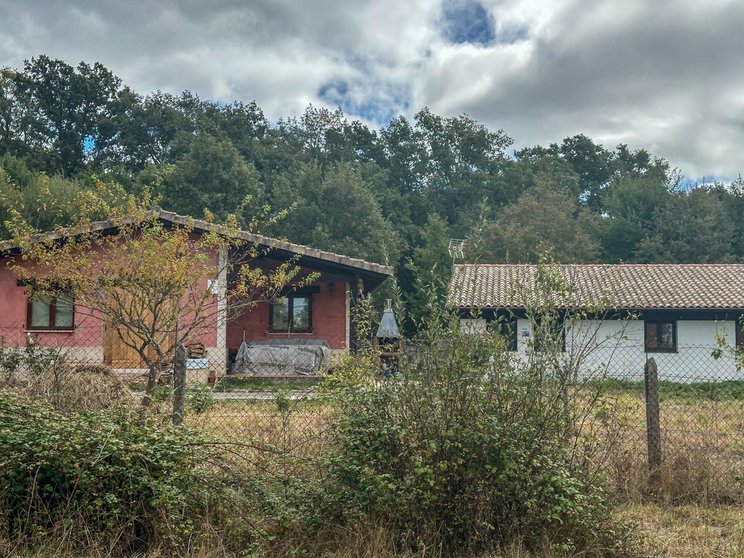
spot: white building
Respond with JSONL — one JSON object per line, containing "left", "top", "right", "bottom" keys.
{"left": 450, "top": 264, "right": 744, "bottom": 381}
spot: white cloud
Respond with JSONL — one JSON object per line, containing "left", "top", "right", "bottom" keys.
{"left": 0, "top": 0, "right": 743, "bottom": 180}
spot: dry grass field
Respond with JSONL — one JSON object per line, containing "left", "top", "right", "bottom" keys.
{"left": 593, "top": 386, "right": 744, "bottom": 505}
{"left": 184, "top": 384, "right": 744, "bottom": 557}
{"left": 618, "top": 504, "right": 744, "bottom": 558}
{"left": 6, "top": 374, "right": 744, "bottom": 557}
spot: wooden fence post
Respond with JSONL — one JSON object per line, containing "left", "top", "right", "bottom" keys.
{"left": 172, "top": 344, "right": 187, "bottom": 426}
{"left": 644, "top": 357, "right": 662, "bottom": 483}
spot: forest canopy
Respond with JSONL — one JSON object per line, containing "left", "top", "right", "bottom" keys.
{"left": 2, "top": 55, "right": 744, "bottom": 322}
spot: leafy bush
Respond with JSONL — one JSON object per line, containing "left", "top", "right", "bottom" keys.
{"left": 324, "top": 319, "right": 631, "bottom": 555}
{"left": 0, "top": 391, "right": 230, "bottom": 554}
{"left": 187, "top": 382, "right": 215, "bottom": 414}
{"left": 0, "top": 339, "right": 58, "bottom": 382}
{"left": 0, "top": 345, "right": 22, "bottom": 382}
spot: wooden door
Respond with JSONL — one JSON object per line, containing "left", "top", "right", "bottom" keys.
{"left": 102, "top": 293, "right": 177, "bottom": 369}
{"left": 104, "top": 319, "right": 146, "bottom": 369}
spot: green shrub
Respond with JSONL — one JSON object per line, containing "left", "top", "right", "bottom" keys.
{"left": 0, "top": 339, "right": 58, "bottom": 382}
{"left": 0, "top": 345, "right": 22, "bottom": 382}
{"left": 187, "top": 382, "right": 214, "bottom": 414}
{"left": 325, "top": 325, "right": 630, "bottom": 556}
{"left": 0, "top": 391, "right": 229, "bottom": 554}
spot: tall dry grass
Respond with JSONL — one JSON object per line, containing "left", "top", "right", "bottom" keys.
{"left": 618, "top": 503, "right": 744, "bottom": 558}
{"left": 6, "top": 368, "right": 744, "bottom": 557}
{"left": 593, "top": 390, "right": 744, "bottom": 504}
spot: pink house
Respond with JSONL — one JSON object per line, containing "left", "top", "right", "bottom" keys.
{"left": 0, "top": 210, "right": 393, "bottom": 377}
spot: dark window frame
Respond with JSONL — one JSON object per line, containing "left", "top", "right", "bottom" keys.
{"left": 269, "top": 294, "right": 313, "bottom": 334}
{"left": 644, "top": 319, "right": 677, "bottom": 353}
{"left": 26, "top": 293, "right": 75, "bottom": 331}
{"left": 736, "top": 318, "right": 744, "bottom": 348}
{"left": 489, "top": 316, "right": 518, "bottom": 351}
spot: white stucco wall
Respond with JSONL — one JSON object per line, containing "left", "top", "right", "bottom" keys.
{"left": 650, "top": 320, "right": 739, "bottom": 382}
{"left": 460, "top": 317, "right": 741, "bottom": 382}
{"left": 460, "top": 318, "right": 487, "bottom": 335}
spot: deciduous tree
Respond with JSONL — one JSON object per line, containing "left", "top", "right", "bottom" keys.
{"left": 469, "top": 176, "right": 600, "bottom": 263}
{"left": 7, "top": 198, "right": 312, "bottom": 407}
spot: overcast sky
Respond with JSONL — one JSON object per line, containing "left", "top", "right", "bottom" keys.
{"left": 1, "top": 0, "right": 743, "bottom": 182}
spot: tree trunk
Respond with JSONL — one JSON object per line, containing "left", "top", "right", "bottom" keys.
{"left": 141, "top": 364, "right": 160, "bottom": 408}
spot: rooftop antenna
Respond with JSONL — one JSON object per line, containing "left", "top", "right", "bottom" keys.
{"left": 448, "top": 238, "right": 466, "bottom": 263}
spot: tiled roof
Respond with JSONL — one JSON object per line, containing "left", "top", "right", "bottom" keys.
{"left": 0, "top": 208, "right": 394, "bottom": 279}
{"left": 449, "top": 264, "right": 744, "bottom": 310}
{"left": 156, "top": 210, "right": 394, "bottom": 278}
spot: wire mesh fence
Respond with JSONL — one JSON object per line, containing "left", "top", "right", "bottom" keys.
{"left": 1, "top": 321, "right": 744, "bottom": 503}
{"left": 586, "top": 343, "right": 744, "bottom": 503}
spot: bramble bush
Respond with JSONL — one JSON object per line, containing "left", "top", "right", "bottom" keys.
{"left": 0, "top": 391, "right": 236, "bottom": 555}
{"left": 0, "top": 338, "right": 58, "bottom": 383}
{"left": 321, "top": 293, "right": 633, "bottom": 556}
{"left": 187, "top": 382, "right": 215, "bottom": 414}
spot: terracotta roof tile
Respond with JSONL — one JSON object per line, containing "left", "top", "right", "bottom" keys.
{"left": 449, "top": 263, "right": 744, "bottom": 310}
{"left": 0, "top": 208, "right": 394, "bottom": 279}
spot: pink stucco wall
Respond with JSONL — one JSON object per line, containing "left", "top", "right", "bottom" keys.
{"left": 0, "top": 259, "right": 104, "bottom": 349}
{"left": 226, "top": 278, "right": 348, "bottom": 351}
{"left": 0, "top": 242, "right": 220, "bottom": 350}
{"left": 2, "top": 249, "right": 351, "bottom": 354}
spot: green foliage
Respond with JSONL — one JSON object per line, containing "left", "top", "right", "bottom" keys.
{"left": 636, "top": 185, "right": 737, "bottom": 263}
{"left": 0, "top": 155, "right": 134, "bottom": 239}
{"left": 0, "top": 391, "right": 227, "bottom": 553}
{"left": 186, "top": 383, "right": 214, "bottom": 414}
{"left": 599, "top": 174, "right": 672, "bottom": 262}
{"left": 4, "top": 55, "right": 121, "bottom": 175}
{"left": 163, "top": 132, "right": 265, "bottom": 222}
{"left": 404, "top": 213, "right": 452, "bottom": 325}
{"left": 0, "top": 339, "right": 57, "bottom": 381}
{"left": 0, "top": 345, "right": 22, "bottom": 381}
{"left": 3, "top": 53, "right": 744, "bottom": 341}
{"left": 325, "top": 317, "right": 627, "bottom": 555}
{"left": 268, "top": 162, "right": 400, "bottom": 264}
{"left": 470, "top": 176, "right": 601, "bottom": 263}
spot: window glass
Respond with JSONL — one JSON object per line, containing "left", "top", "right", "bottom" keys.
{"left": 659, "top": 322, "right": 674, "bottom": 349}
{"left": 644, "top": 323, "right": 658, "bottom": 348}
{"left": 30, "top": 295, "right": 51, "bottom": 327}
{"left": 645, "top": 320, "right": 676, "bottom": 351}
{"left": 271, "top": 298, "right": 290, "bottom": 331}
{"left": 292, "top": 297, "right": 311, "bottom": 331}
{"left": 55, "top": 294, "right": 74, "bottom": 328}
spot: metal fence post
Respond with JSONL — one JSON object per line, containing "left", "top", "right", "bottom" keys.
{"left": 172, "top": 344, "right": 187, "bottom": 426}
{"left": 644, "top": 357, "right": 662, "bottom": 483}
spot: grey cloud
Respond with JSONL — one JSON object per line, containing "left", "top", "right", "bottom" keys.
{"left": 424, "top": 0, "right": 744, "bottom": 178}
{"left": 1, "top": 0, "right": 743, "bottom": 179}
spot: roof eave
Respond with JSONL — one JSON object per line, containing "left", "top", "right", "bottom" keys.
{"left": 0, "top": 209, "right": 394, "bottom": 284}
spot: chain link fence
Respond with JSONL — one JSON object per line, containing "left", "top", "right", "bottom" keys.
{"left": 2, "top": 321, "right": 744, "bottom": 503}
{"left": 584, "top": 342, "right": 744, "bottom": 503}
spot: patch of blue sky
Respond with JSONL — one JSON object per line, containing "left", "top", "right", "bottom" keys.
{"left": 441, "top": 0, "right": 495, "bottom": 45}
{"left": 679, "top": 176, "right": 732, "bottom": 190}
{"left": 83, "top": 135, "right": 95, "bottom": 155}
{"left": 318, "top": 79, "right": 407, "bottom": 126}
